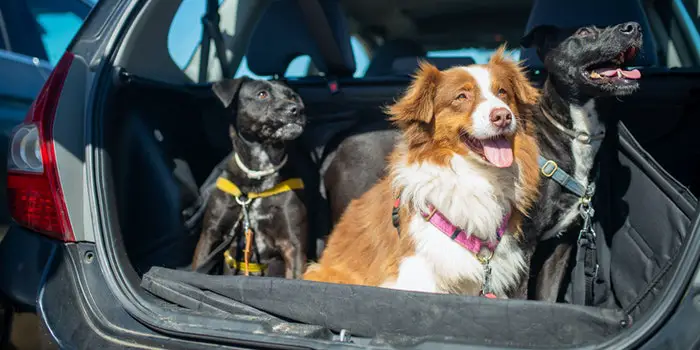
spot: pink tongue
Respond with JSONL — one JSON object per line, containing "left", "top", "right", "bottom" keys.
{"left": 621, "top": 69, "right": 641, "bottom": 79}
{"left": 594, "top": 68, "right": 642, "bottom": 79}
{"left": 482, "top": 137, "right": 513, "bottom": 168}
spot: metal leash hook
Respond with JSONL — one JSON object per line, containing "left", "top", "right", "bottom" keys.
{"left": 578, "top": 182, "right": 597, "bottom": 241}
{"left": 235, "top": 195, "right": 253, "bottom": 276}
{"left": 478, "top": 251, "right": 496, "bottom": 298}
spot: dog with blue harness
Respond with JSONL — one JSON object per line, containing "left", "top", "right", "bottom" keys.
{"left": 519, "top": 22, "right": 643, "bottom": 303}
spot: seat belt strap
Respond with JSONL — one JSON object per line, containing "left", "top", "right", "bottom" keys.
{"left": 199, "top": 0, "right": 232, "bottom": 82}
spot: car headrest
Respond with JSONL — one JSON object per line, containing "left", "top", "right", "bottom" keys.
{"left": 391, "top": 56, "right": 477, "bottom": 76}
{"left": 247, "top": 0, "right": 356, "bottom": 77}
{"left": 364, "top": 39, "right": 426, "bottom": 77}
{"left": 520, "top": 0, "right": 658, "bottom": 68}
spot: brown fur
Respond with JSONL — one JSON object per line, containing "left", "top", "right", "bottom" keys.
{"left": 304, "top": 46, "right": 541, "bottom": 289}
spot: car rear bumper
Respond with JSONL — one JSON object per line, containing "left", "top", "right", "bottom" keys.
{"left": 4, "top": 224, "right": 698, "bottom": 349}
{"left": 1, "top": 225, "right": 234, "bottom": 349}
{"left": 0, "top": 226, "right": 58, "bottom": 308}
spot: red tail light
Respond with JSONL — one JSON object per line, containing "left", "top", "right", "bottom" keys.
{"left": 6, "top": 52, "right": 75, "bottom": 241}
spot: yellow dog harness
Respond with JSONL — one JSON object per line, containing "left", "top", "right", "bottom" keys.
{"left": 216, "top": 177, "right": 304, "bottom": 275}
{"left": 216, "top": 177, "right": 304, "bottom": 200}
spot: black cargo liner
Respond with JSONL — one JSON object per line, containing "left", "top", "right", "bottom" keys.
{"left": 134, "top": 120, "right": 695, "bottom": 349}
{"left": 98, "top": 70, "right": 699, "bottom": 348}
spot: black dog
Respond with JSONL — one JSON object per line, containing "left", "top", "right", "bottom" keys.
{"left": 519, "top": 22, "right": 643, "bottom": 302}
{"left": 321, "top": 127, "right": 399, "bottom": 224}
{"left": 192, "top": 78, "right": 308, "bottom": 279}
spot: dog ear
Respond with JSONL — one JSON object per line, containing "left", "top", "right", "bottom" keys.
{"left": 489, "top": 45, "right": 541, "bottom": 106}
{"left": 521, "top": 25, "right": 559, "bottom": 49}
{"left": 521, "top": 25, "right": 560, "bottom": 61}
{"left": 386, "top": 61, "right": 441, "bottom": 127}
{"left": 212, "top": 78, "right": 248, "bottom": 108}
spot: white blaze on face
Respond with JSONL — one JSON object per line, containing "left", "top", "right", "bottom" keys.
{"left": 462, "top": 66, "right": 517, "bottom": 138}
{"left": 462, "top": 66, "right": 517, "bottom": 168}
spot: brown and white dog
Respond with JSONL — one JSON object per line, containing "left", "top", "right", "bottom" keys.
{"left": 304, "top": 48, "right": 541, "bottom": 297}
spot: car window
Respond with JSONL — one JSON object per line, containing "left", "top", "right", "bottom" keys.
{"left": 647, "top": 0, "right": 700, "bottom": 67}
{"left": 0, "top": 27, "right": 7, "bottom": 51}
{"left": 681, "top": 0, "right": 700, "bottom": 30}
{"left": 2, "top": 0, "right": 91, "bottom": 66}
{"left": 427, "top": 47, "right": 521, "bottom": 64}
{"left": 168, "top": 0, "right": 230, "bottom": 75}
{"left": 168, "top": 0, "right": 369, "bottom": 80}
{"left": 28, "top": 0, "right": 89, "bottom": 65}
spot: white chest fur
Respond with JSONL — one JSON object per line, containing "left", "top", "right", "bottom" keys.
{"left": 541, "top": 99, "right": 604, "bottom": 240}
{"left": 384, "top": 150, "right": 527, "bottom": 295}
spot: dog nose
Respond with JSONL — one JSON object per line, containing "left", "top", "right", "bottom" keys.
{"left": 619, "top": 22, "right": 641, "bottom": 35}
{"left": 489, "top": 108, "right": 512, "bottom": 128}
{"left": 286, "top": 105, "right": 299, "bottom": 117}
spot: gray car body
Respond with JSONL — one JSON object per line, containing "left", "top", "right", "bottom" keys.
{"left": 1, "top": 0, "right": 700, "bottom": 349}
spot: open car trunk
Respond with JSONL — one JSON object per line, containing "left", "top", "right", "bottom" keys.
{"left": 92, "top": 64, "right": 700, "bottom": 347}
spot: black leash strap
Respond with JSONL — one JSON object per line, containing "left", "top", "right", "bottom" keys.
{"left": 541, "top": 157, "right": 600, "bottom": 306}
{"left": 183, "top": 154, "right": 232, "bottom": 230}
{"left": 193, "top": 231, "right": 236, "bottom": 275}
{"left": 192, "top": 213, "right": 242, "bottom": 275}
{"left": 571, "top": 176, "right": 599, "bottom": 306}
{"left": 572, "top": 224, "right": 598, "bottom": 305}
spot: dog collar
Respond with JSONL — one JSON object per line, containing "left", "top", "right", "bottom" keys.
{"left": 234, "top": 153, "right": 288, "bottom": 179}
{"left": 392, "top": 198, "right": 510, "bottom": 258}
{"left": 216, "top": 177, "right": 304, "bottom": 201}
{"left": 538, "top": 156, "right": 595, "bottom": 201}
{"left": 540, "top": 107, "right": 605, "bottom": 144}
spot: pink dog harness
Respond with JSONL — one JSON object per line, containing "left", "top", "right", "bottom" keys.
{"left": 419, "top": 204, "right": 510, "bottom": 256}
{"left": 391, "top": 197, "right": 511, "bottom": 298}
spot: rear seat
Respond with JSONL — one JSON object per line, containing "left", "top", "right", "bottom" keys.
{"left": 364, "top": 39, "right": 426, "bottom": 77}
{"left": 392, "top": 56, "right": 477, "bottom": 74}
{"left": 364, "top": 38, "right": 477, "bottom": 76}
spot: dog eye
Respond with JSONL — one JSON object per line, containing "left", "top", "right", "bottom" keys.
{"left": 257, "top": 91, "right": 269, "bottom": 99}
{"left": 497, "top": 88, "right": 507, "bottom": 96}
{"left": 456, "top": 92, "right": 469, "bottom": 101}
{"left": 575, "top": 27, "right": 593, "bottom": 37}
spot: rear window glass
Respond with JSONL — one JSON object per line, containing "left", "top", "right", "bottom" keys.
{"left": 427, "top": 48, "right": 521, "bottom": 63}
{"left": 168, "top": 0, "right": 371, "bottom": 80}
{"left": 168, "top": 1, "right": 370, "bottom": 80}
{"left": 168, "top": 0, "right": 223, "bottom": 70}
{"left": 30, "top": 3, "right": 85, "bottom": 65}
{"left": 0, "top": 0, "right": 90, "bottom": 66}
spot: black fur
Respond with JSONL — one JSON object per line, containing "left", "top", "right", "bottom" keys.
{"left": 519, "top": 22, "right": 643, "bottom": 301}
{"left": 192, "top": 78, "right": 308, "bottom": 279}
